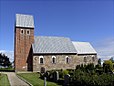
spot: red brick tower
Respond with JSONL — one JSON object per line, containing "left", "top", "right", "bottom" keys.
{"left": 14, "top": 14, "right": 34, "bottom": 71}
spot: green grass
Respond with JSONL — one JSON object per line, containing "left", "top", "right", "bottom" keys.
{"left": 0, "top": 73, "right": 10, "bottom": 86}
{"left": 0, "top": 68, "right": 14, "bottom": 71}
{"left": 17, "top": 73, "right": 61, "bottom": 86}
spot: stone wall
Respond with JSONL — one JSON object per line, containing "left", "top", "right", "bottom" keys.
{"left": 33, "top": 54, "right": 98, "bottom": 72}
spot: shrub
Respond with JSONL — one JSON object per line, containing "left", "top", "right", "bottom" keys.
{"left": 72, "top": 71, "right": 114, "bottom": 86}
{"left": 95, "top": 64, "right": 102, "bottom": 69}
{"left": 58, "top": 70, "right": 63, "bottom": 78}
{"left": 73, "top": 63, "right": 114, "bottom": 86}
{"left": 63, "top": 70, "right": 69, "bottom": 76}
{"left": 103, "top": 60, "right": 113, "bottom": 73}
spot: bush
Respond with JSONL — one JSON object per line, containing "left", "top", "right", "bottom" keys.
{"left": 63, "top": 70, "right": 68, "bottom": 76}
{"left": 71, "top": 64, "right": 114, "bottom": 86}
{"left": 58, "top": 70, "right": 63, "bottom": 78}
{"left": 72, "top": 71, "right": 114, "bottom": 86}
{"left": 103, "top": 60, "right": 113, "bottom": 73}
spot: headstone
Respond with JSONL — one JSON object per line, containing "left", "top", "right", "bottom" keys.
{"left": 41, "top": 67, "right": 45, "bottom": 73}
{"left": 44, "top": 77, "right": 46, "bottom": 86}
{"left": 64, "top": 74, "right": 70, "bottom": 86}
{"left": 45, "top": 71, "right": 50, "bottom": 80}
{"left": 45, "top": 71, "right": 49, "bottom": 77}
{"left": 53, "top": 71, "right": 59, "bottom": 82}
{"left": 56, "top": 71, "right": 59, "bottom": 81}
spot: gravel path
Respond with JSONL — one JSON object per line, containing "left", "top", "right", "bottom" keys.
{"left": 4, "top": 72, "right": 29, "bottom": 86}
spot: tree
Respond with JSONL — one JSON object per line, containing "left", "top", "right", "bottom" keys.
{"left": 98, "top": 58, "right": 101, "bottom": 65}
{"left": 110, "top": 57, "right": 114, "bottom": 63}
{"left": 103, "top": 60, "right": 113, "bottom": 73}
{"left": 0, "top": 53, "right": 11, "bottom": 68}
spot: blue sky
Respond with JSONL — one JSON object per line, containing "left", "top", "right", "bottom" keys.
{"left": 0, "top": 0, "right": 114, "bottom": 61}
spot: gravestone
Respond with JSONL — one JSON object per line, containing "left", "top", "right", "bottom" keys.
{"left": 64, "top": 74, "right": 70, "bottom": 86}
{"left": 40, "top": 67, "right": 45, "bottom": 73}
{"left": 53, "top": 71, "right": 59, "bottom": 82}
{"left": 44, "top": 77, "right": 46, "bottom": 86}
{"left": 45, "top": 71, "right": 50, "bottom": 80}
{"left": 45, "top": 71, "right": 49, "bottom": 77}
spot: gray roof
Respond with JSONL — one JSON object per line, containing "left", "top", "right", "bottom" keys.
{"left": 32, "top": 36, "right": 77, "bottom": 54}
{"left": 72, "top": 42, "right": 97, "bottom": 54}
{"left": 16, "top": 14, "right": 34, "bottom": 28}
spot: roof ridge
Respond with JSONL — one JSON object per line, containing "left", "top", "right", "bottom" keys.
{"left": 16, "top": 14, "right": 33, "bottom": 17}
{"left": 34, "top": 36, "right": 70, "bottom": 39}
{"left": 72, "top": 41, "right": 90, "bottom": 43}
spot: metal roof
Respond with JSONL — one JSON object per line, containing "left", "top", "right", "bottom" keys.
{"left": 72, "top": 42, "right": 97, "bottom": 54}
{"left": 16, "top": 14, "right": 34, "bottom": 28}
{"left": 32, "top": 36, "right": 77, "bottom": 54}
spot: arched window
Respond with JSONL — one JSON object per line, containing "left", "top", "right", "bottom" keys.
{"left": 39, "top": 56, "right": 44, "bottom": 64}
{"left": 65, "top": 56, "right": 69, "bottom": 64}
{"left": 26, "top": 29, "right": 30, "bottom": 35}
{"left": 84, "top": 57, "right": 87, "bottom": 62}
{"left": 40, "top": 58, "right": 43, "bottom": 64}
{"left": 20, "top": 29, "right": 24, "bottom": 34}
{"left": 52, "top": 56, "right": 56, "bottom": 64}
{"left": 92, "top": 56, "right": 95, "bottom": 62}
{"left": 34, "top": 56, "right": 37, "bottom": 61}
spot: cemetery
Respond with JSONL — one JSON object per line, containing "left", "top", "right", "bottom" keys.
{"left": 17, "top": 63, "right": 114, "bottom": 86}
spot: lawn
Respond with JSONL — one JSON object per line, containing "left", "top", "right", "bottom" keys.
{"left": 17, "top": 73, "right": 61, "bottom": 86}
{"left": 0, "top": 73, "right": 10, "bottom": 86}
{"left": 0, "top": 68, "right": 14, "bottom": 72}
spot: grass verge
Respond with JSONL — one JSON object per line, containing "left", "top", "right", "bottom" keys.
{"left": 0, "top": 73, "right": 10, "bottom": 86}
{"left": 17, "top": 73, "right": 61, "bottom": 86}
{"left": 0, "top": 68, "right": 14, "bottom": 72}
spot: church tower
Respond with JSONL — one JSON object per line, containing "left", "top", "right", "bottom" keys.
{"left": 14, "top": 14, "right": 34, "bottom": 71}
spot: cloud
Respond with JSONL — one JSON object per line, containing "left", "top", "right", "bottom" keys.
{"left": 94, "top": 37, "right": 114, "bottom": 60}
{"left": 0, "top": 50, "right": 14, "bottom": 62}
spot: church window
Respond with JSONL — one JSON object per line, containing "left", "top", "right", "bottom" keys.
{"left": 34, "top": 57, "right": 37, "bottom": 61}
{"left": 84, "top": 57, "right": 87, "bottom": 62}
{"left": 26, "top": 29, "right": 30, "bottom": 35}
{"left": 52, "top": 56, "right": 56, "bottom": 64}
{"left": 92, "top": 56, "right": 95, "bottom": 62}
{"left": 39, "top": 56, "right": 44, "bottom": 64}
{"left": 20, "top": 29, "right": 24, "bottom": 34}
{"left": 65, "top": 56, "right": 69, "bottom": 64}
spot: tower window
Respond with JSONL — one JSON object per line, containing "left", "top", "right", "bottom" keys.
{"left": 20, "top": 29, "right": 24, "bottom": 34}
{"left": 26, "top": 29, "right": 30, "bottom": 35}
{"left": 65, "top": 56, "right": 69, "bottom": 64}
{"left": 39, "top": 56, "right": 44, "bottom": 64}
{"left": 52, "top": 56, "right": 56, "bottom": 64}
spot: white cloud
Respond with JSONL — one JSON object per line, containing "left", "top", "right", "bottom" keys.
{"left": 0, "top": 50, "right": 14, "bottom": 62}
{"left": 94, "top": 37, "right": 114, "bottom": 60}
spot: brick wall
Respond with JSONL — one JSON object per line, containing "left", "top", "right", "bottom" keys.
{"left": 14, "top": 27, "right": 34, "bottom": 71}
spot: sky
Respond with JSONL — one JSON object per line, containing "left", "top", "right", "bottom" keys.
{"left": 0, "top": 0, "right": 114, "bottom": 62}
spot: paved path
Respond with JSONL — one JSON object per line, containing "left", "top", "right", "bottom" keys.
{"left": 3, "top": 72, "right": 29, "bottom": 86}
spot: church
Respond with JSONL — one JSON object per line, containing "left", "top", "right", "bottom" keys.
{"left": 14, "top": 14, "right": 98, "bottom": 72}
